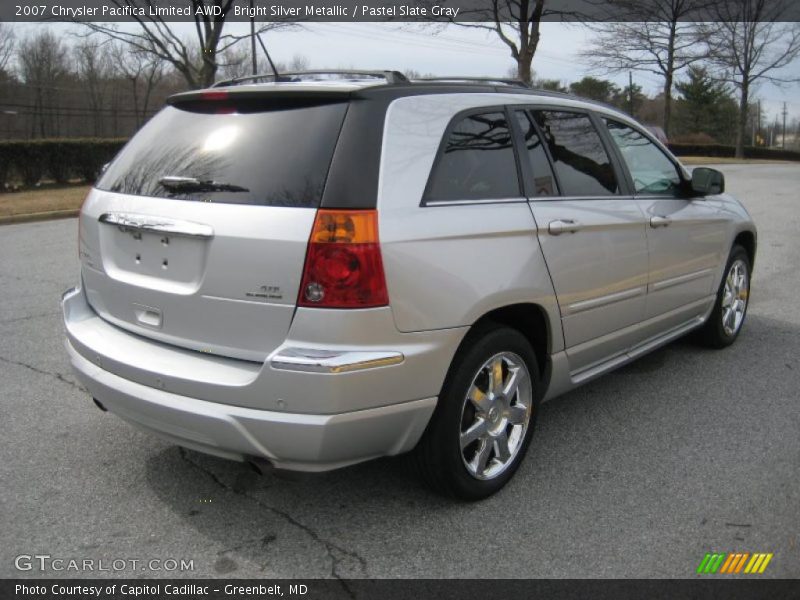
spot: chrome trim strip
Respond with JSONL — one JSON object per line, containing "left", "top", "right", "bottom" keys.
{"left": 99, "top": 212, "right": 214, "bottom": 239}
{"left": 424, "top": 198, "right": 527, "bottom": 207}
{"left": 270, "top": 348, "right": 404, "bottom": 374}
{"left": 427, "top": 195, "right": 640, "bottom": 206}
{"left": 530, "top": 195, "right": 636, "bottom": 203}
{"left": 649, "top": 268, "right": 714, "bottom": 292}
{"left": 566, "top": 286, "right": 646, "bottom": 315}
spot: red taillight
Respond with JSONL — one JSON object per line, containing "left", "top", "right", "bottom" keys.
{"left": 298, "top": 209, "right": 389, "bottom": 309}
{"left": 200, "top": 90, "right": 229, "bottom": 101}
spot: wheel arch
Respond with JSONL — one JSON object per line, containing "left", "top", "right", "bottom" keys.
{"left": 733, "top": 230, "right": 756, "bottom": 271}
{"left": 468, "top": 303, "right": 551, "bottom": 381}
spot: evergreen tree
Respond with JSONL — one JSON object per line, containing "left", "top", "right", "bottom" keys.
{"left": 568, "top": 77, "right": 620, "bottom": 104}
{"left": 674, "top": 66, "right": 739, "bottom": 144}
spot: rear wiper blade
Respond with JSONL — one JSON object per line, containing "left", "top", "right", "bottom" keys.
{"left": 159, "top": 176, "right": 249, "bottom": 193}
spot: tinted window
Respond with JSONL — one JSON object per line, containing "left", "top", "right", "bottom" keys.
{"left": 97, "top": 102, "right": 348, "bottom": 207}
{"left": 533, "top": 111, "right": 618, "bottom": 196}
{"left": 515, "top": 110, "right": 557, "bottom": 197}
{"left": 425, "top": 111, "right": 520, "bottom": 202}
{"left": 605, "top": 120, "right": 682, "bottom": 195}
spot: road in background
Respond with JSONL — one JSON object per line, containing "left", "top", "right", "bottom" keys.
{"left": 1, "top": 165, "right": 798, "bottom": 579}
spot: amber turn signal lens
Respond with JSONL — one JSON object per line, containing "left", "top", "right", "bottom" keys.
{"left": 311, "top": 210, "right": 380, "bottom": 244}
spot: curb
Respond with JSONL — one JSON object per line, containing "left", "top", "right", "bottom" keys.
{"left": 0, "top": 209, "right": 80, "bottom": 226}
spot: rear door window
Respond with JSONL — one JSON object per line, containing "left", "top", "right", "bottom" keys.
{"left": 514, "top": 110, "right": 558, "bottom": 197}
{"left": 532, "top": 111, "right": 619, "bottom": 197}
{"left": 97, "top": 102, "right": 348, "bottom": 208}
{"left": 424, "top": 111, "right": 520, "bottom": 202}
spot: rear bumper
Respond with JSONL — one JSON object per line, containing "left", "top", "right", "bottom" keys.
{"left": 62, "top": 287, "right": 440, "bottom": 471}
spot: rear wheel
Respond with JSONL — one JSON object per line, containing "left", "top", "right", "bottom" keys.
{"left": 413, "top": 325, "right": 540, "bottom": 500}
{"left": 697, "top": 245, "right": 751, "bottom": 348}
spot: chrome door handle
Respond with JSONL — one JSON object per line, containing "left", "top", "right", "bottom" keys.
{"left": 548, "top": 219, "right": 582, "bottom": 235}
{"left": 650, "top": 215, "right": 672, "bottom": 228}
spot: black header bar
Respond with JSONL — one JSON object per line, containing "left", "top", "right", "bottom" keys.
{"left": 4, "top": 0, "right": 800, "bottom": 23}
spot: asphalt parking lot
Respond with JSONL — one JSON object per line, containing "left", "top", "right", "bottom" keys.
{"left": 1, "top": 164, "right": 798, "bottom": 581}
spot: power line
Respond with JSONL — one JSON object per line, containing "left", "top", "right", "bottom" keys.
{"left": 782, "top": 101, "right": 788, "bottom": 149}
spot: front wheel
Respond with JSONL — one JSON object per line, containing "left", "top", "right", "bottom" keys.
{"left": 412, "top": 325, "right": 540, "bottom": 500}
{"left": 697, "top": 245, "right": 751, "bottom": 348}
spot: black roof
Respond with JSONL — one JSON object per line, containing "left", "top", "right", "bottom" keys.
{"left": 168, "top": 69, "right": 621, "bottom": 113}
{"left": 171, "top": 79, "right": 608, "bottom": 110}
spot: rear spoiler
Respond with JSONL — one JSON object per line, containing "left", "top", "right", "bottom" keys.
{"left": 167, "top": 87, "right": 353, "bottom": 110}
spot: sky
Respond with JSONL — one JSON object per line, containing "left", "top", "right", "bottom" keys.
{"left": 11, "top": 21, "right": 800, "bottom": 123}
{"left": 228, "top": 21, "right": 799, "bottom": 122}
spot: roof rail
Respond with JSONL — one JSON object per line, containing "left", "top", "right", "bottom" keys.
{"left": 214, "top": 70, "right": 409, "bottom": 88}
{"left": 414, "top": 76, "right": 529, "bottom": 88}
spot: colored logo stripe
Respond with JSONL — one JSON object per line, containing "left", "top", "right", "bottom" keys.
{"left": 697, "top": 552, "right": 773, "bottom": 574}
{"left": 719, "top": 553, "right": 748, "bottom": 573}
{"left": 697, "top": 553, "right": 726, "bottom": 574}
{"left": 745, "top": 553, "right": 773, "bottom": 574}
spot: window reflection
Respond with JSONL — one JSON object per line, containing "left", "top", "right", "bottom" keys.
{"left": 98, "top": 104, "right": 347, "bottom": 207}
{"left": 425, "top": 112, "right": 520, "bottom": 202}
{"left": 605, "top": 120, "right": 681, "bottom": 196}
{"left": 515, "top": 111, "right": 557, "bottom": 197}
{"left": 533, "top": 111, "right": 619, "bottom": 196}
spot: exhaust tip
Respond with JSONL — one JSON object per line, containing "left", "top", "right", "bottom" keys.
{"left": 247, "top": 457, "right": 274, "bottom": 476}
{"left": 93, "top": 398, "right": 107, "bottom": 412}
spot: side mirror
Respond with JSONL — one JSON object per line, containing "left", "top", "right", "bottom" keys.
{"left": 691, "top": 167, "right": 725, "bottom": 196}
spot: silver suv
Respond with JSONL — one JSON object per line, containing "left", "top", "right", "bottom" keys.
{"left": 62, "top": 71, "right": 756, "bottom": 499}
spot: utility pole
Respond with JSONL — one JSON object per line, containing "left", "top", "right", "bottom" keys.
{"left": 250, "top": 0, "right": 257, "bottom": 75}
{"left": 782, "top": 102, "right": 788, "bottom": 149}
{"left": 628, "top": 71, "right": 634, "bottom": 117}
{"left": 757, "top": 100, "right": 761, "bottom": 146}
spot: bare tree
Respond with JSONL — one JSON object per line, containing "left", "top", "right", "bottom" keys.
{"left": 74, "top": 39, "right": 114, "bottom": 136}
{"left": 18, "top": 29, "right": 71, "bottom": 137}
{"left": 0, "top": 23, "right": 14, "bottom": 75}
{"left": 218, "top": 45, "right": 254, "bottom": 80}
{"left": 701, "top": 0, "right": 800, "bottom": 157}
{"left": 444, "top": 0, "right": 554, "bottom": 84}
{"left": 111, "top": 42, "right": 165, "bottom": 128}
{"left": 581, "top": 0, "right": 709, "bottom": 136}
{"left": 218, "top": 48, "right": 309, "bottom": 81}
{"left": 288, "top": 54, "right": 310, "bottom": 72}
{"left": 82, "top": 0, "right": 294, "bottom": 89}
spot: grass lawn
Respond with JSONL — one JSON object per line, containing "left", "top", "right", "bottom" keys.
{"left": 0, "top": 184, "right": 89, "bottom": 219}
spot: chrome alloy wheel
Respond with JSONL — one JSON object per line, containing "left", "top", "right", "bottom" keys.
{"left": 722, "top": 259, "right": 749, "bottom": 337}
{"left": 459, "top": 352, "right": 533, "bottom": 480}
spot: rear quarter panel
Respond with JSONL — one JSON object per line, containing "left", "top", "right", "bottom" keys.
{"left": 376, "top": 94, "right": 563, "bottom": 352}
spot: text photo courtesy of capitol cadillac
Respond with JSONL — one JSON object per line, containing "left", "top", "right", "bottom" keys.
{"left": 2, "top": 0, "right": 800, "bottom": 599}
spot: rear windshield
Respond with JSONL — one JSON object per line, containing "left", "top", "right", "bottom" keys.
{"left": 97, "top": 101, "right": 348, "bottom": 208}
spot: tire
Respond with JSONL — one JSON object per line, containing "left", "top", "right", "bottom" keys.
{"left": 412, "top": 324, "right": 541, "bottom": 500}
{"left": 697, "top": 245, "right": 751, "bottom": 348}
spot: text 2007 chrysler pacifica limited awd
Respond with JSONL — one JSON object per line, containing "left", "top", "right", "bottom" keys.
{"left": 62, "top": 71, "right": 756, "bottom": 499}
